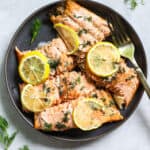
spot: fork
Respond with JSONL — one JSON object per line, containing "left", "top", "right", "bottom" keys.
{"left": 107, "top": 14, "right": 150, "bottom": 98}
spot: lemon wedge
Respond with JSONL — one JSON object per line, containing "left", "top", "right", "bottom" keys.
{"left": 54, "top": 23, "right": 79, "bottom": 55}
{"left": 19, "top": 51, "right": 50, "bottom": 85}
{"left": 73, "top": 98, "right": 104, "bottom": 131}
{"left": 87, "top": 42, "right": 120, "bottom": 77}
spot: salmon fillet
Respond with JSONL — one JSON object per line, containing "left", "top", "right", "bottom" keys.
{"left": 51, "top": 15, "right": 97, "bottom": 53}
{"left": 34, "top": 90, "right": 123, "bottom": 131}
{"left": 50, "top": 0, "right": 110, "bottom": 53}
{"left": 19, "top": 71, "right": 97, "bottom": 107}
{"left": 65, "top": 0, "right": 110, "bottom": 38}
{"left": 85, "top": 59, "right": 139, "bottom": 109}
{"left": 15, "top": 38, "right": 75, "bottom": 76}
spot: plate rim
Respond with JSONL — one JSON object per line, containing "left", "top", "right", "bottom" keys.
{"left": 4, "top": 0, "right": 147, "bottom": 142}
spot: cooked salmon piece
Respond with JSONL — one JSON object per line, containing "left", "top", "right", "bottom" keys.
{"left": 64, "top": 0, "right": 110, "bottom": 40}
{"left": 51, "top": 15, "right": 97, "bottom": 52}
{"left": 85, "top": 59, "right": 139, "bottom": 109}
{"left": 57, "top": 71, "right": 96, "bottom": 101}
{"left": 15, "top": 38, "right": 75, "bottom": 75}
{"left": 38, "top": 38, "right": 68, "bottom": 59}
{"left": 34, "top": 90, "right": 123, "bottom": 131}
{"left": 50, "top": 1, "right": 110, "bottom": 53}
{"left": 34, "top": 99, "right": 78, "bottom": 131}
{"left": 19, "top": 77, "right": 61, "bottom": 107}
{"left": 19, "top": 71, "right": 97, "bottom": 107}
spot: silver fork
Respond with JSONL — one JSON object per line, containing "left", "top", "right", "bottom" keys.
{"left": 107, "top": 14, "right": 150, "bottom": 98}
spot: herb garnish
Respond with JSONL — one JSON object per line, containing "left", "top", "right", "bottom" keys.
{"left": 80, "top": 86, "right": 85, "bottom": 91}
{"left": 84, "top": 16, "right": 92, "bottom": 22}
{"left": 109, "top": 100, "right": 115, "bottom": 107}
{"left": 124, "top": 0, "right": 144, "bottom": 9}
{"left": 78, "top": 29, "right": 88, "bottom": 36}
{"left": 102, "top": 73, "right": 117, "bottom": 82}
{"left": 87, "top": 101, "right": 101, "bottom": 111}
{"left": 91, "top": 93, "right": 98, "bottom": 98}
{"left": 46, "top": 87, "right": 51, "bottom": 94}
{"left": 101, "top": 98, "right": 106, "bottom": 102}
{"left": 31, "top": 18, "right": 42, "bottom": 43}
{"left": 73, "top": 14, "right": 92, "bottom": 22}
{"left": 69, "top": 76, "right": 81, "bottom": 89}
{"left": 55, "top": 122, "right": 66, "bottom": 129}
{"left": 44, "top": 122, "right": 52, "bottom": 131}
{"left": 118, "top": 66, "right": 126, "bottom": 74}
{"left": 48, "top": 59, "right": 60, "bottom": 69}
{"left": 0, "top": 116, "right": 18, "bottom": 150}
{"left": 76, "top": 76, "right": 81, "bottom": 84}
{"left": 62, "top": 111, "right": 70, "bottom": 123}
{"left": 80, "top": 41, "right": 91, "bottom": 48}
{"left": 125, "top": 75, "right": 135, "bottom": 81}
{"left": 58, "top": 86, "right": 63, "bottom": 96}
{"left": 73, "top": 14, "right": 82, "bottom": 18}
{"left": 0, "top": 116, "right": 30, "bottom": 150}
{"left": 19, "top": 145, "right": 30, "bottom": 150}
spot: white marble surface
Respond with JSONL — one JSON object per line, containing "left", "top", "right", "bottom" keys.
{"left": 0, "top": 0, "right": 150, "bottom": 150}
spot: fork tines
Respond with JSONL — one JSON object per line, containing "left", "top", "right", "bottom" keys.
{"left": 107, "top": 14, "right": 131, "bottom": 46}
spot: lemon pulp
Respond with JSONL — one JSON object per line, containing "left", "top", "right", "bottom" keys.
{"left": 21, "top": 84, "right": 48, "bottom": 112}
{"left": 87, "top": 42, "right": 120, "bottom": 77}
{"left": 73, "top": 98, "right": 104, "bottom": 131}
{"left": 19, "top": 51, "right": 50, "bottom": 85}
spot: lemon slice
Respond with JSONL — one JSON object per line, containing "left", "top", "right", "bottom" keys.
{"left": 87, "top": 42, "right": 120, "bottom": 77}
{"left": 19, "top": 51, "right": 50, "bottom": 85}
{"left": 54, "top": 23, "right": 79, "bottom": 55}
{"left": 21, "top": 84, "right": 48, "bottom": 112}
{"left": 73, "top": 98, "right": 104, "bottom": 131}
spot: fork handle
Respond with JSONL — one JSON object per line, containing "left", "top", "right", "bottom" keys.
{"left": 131, "top": 59, "right": 150, "bottom": 99}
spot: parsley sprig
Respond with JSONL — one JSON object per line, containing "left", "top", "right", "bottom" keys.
{"left": 19, "top": 145, "right": 30, "bottom": 150}
{"left": 0, "top": 115, "right": 30, "bottom": 150}
{"left": 125, "top": 0, "right": 144, "bottom": 9}
{"left": 0, "top": 116, "right": 18, "bottom": 150}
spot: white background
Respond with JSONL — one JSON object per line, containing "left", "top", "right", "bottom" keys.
{"left": 0, "top": 0, "right": 150, "bottom": 150}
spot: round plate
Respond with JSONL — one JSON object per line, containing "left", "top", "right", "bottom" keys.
{"left": 5, "top": 0, "right": 147, "bottom": 141}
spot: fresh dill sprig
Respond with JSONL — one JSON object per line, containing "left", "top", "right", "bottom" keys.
{"left": 31, "top": 18, "right": 42, "bottom": 43}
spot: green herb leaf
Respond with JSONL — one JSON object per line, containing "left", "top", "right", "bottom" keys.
{"left": 48, "top": 59, "right": 60, "bottom": 69}
{"left": 76, "top": 76, "right": 81, "bottom": 84}
{"left": 62, "top": 111, "right": 70, "bottom": 123}
{"left": 73, "top": 14, "right": 82, "bottom": 18}
{"left": 44, "top": 122, "right": 52, "bottom": 131}
{"left": 125, "top": 75, "right": 135, "bottom": 81}
{"left": 87, "top": 101, "right": 101, "bottom": 111}
{"left": 124, "top": 0, "right": 144, "bottom": 9}
{"left": 84, "top": 16, "right": 92, "bottom": 22}
{"left": 55, "top": 122, "right": 66, "bottom": 129}
{"left": 0, "top": 115, "right": 18, "bottom": 150}
{"left": 80, "top": 41, "right": 91, "bottom": 48}
{"left": 78, "top": 29, "right": 88, "bottom": 36}
{"left": 91, "top": 93, "right": 98, "bottom": 98}
{"left": 0, "top": 116, "right": 8, "bottom": 132}
{"left": 31, "top": 18, "right": 42, "bottom": 43}
{"left": 6, "top": 131, "right": 18, "bottom": 148}
{"left": 131, "top": 0, "right": 138, "bottom": 9}
{"left": 19, "top": 145, "right": 30, "bottom": 150}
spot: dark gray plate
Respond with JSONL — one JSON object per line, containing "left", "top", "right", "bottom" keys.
{"left": 5, "top": 0, "right": 147, "bottom": 141}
